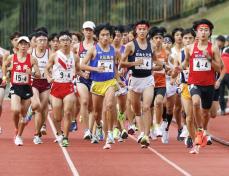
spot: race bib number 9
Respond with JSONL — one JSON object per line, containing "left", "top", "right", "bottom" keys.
{"left": 13, "top": 72, "right": 29, "bottom": 84}
{"left": 98, "top": 60, "right": 114, "bottom": 72}
{"left": 193, "top": 58, "right": 211, "bottom": 71}
{"left": 135, "top": 57, "right": 152, "bottom": 70}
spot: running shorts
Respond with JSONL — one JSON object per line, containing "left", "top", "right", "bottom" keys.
{"left": 50, "top": 82, "right": 74, "bottom": 99}
{"left": 91, "top": 79, "right": 117, "bottom": 96}
{"left": 128, "top": 75, "right": 154, "bottom": 93}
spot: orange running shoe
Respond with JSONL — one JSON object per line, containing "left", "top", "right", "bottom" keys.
{"left": 194, "top": 129, "right": 204, "bottom": 145}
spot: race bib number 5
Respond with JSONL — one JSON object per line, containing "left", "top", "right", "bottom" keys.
{"left": 13, "top": 72, "right": 29, "bottom": 84}
{"left": 193, "top": 58, "right": 211, "bottom": 71}
{"left": 135, "top": 57, "right": 152, "bottom": 70}
{"left": 98, "top": 60, "right": 114, "bottom": 72}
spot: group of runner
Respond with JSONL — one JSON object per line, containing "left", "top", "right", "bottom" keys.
{"left": 0, "top": 18, "right": 227, "bottom": 154}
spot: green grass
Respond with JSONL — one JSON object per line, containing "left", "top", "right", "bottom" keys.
{"left": 159, "top": 1, "right": 229, "bottom": 35}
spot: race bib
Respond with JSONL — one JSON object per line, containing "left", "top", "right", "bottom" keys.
{"left": 193, "top": 58, "right": 211, "bottom": 71}
{"left": 135, "top": 57, "right": 152, "bottom": 70}
{"left": 13, "top": 72, "right": 29, "bottom": 84}
{"left": 58, "top": 70, "right": 72, "bottom": 82}
{"left": 40, "top": 69, "right": 46, "bottom": 79}
{"left": 98, "top": 60, "right": 114, "bottom": 72}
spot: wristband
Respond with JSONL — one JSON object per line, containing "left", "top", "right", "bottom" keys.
{"left": 2, "top": 76, "right": 6, "bottom": 81}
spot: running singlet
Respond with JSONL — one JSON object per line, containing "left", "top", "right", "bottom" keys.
{"left": 32, "top": 49, "right": 49, "bottom": 79}
{"left": 154, "top": 48, "right": 167, "bottom": 87}
{"left": 128, "top": 40, "right": 153, "bottom": 78}
{"left": 52, "top": 50, "right": 75, "bottom": 83}
{"left": 90, "top": 44, "right": 115, "bottom": 82}
{"left": 11, "top": 54, "right": 32, "bottom": 85}
{"left": 78, "top": 42, "right": 87, "bottom": 64}
{"left": 188, "top": 42, "right": 215, "bottom": 86}
{"left": 180, "top": 48, "right": 189, "bottom": 83}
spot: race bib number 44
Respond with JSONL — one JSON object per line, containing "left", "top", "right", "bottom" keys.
{"left": 98, "top": 60, "right": 114, "bottom": 72}
{"left": 13, "top": 72, "right": 29, "bottom": 84}
{"left": 193, "top": 58, "right": 211, "bottom": 71}
{"left": 135, "top": 57, "right": 152, "bottom": 70}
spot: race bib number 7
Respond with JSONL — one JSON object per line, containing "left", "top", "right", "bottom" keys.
{"left": 98, "top": 60, "right": 114, "bottom": 72}
{"left": 135, "top": 57, "right": 152, "bottom": 70}
{"left": 193, "top": 58, "right": 211, "bottom": 71}
{"left": 13, "top": 72, "right": 29, "bottom": 84}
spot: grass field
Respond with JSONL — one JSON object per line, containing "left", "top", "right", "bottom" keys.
{"left": 160, "top": 0, "right": 229, "bottom": 35}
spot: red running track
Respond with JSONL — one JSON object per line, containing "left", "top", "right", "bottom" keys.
{"left": 0, "top": 100, "right": 229, "bottom": 176}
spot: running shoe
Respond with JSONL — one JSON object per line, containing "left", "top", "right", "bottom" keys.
{"left": 113, "top": 127, "right": 120, "bottom": 140}
{"left": 150, "top": 126, "right": 157, "bottom": 140}
{"left": 186, "top": 137, "right": 193, "bottom": 148}
{"left": 103, "top": 143, "right": 111, "bottom": 149}
{"left": 69, "top": 121, "right": 78, "bottom": 132}
{"left": 40, "top": 124, "right": 47, "bottom": 135}
{"left": 14, "top": 135, "right": 23, "bottom": 146}
{"left": 83, "top": 129, "right": 92, "bottom": 140}
{"left": 118, "top": 112, "right": 125, "bottom": 122}
{"left": 33, "top": 135, "right": 43, "bottom": 144}
{"left": 160, "top": 121, "right": 168, "bottom": 132}
{"left": 154, "top": 124, "right": 162, "bottom": 137}
{"left": 96, "top": 125, "right": 104, "bottom": 141}
{"left": 177, "top": 128, "right": 184, "bottom": 141}
{"left": 121, "top": 129, "right": 128, "bottom": 139}
{"left": 189, "top": 145, "right": 199, "bottom": 154}
{"left": 118, "top": 136, "right": 124, "bottom": 142}
{"left": 91, "top": 135, "right": 99, "bottom": 144}
{"left": 54, "top": 133, "right": 64, "bottom": 143}
{"left": 128, "top": 124, "right": 135, "bottom": 135}
{"left": 140, "top": 135, "right": 150, "bottom": 146}
{"left": 137, "top": 132, "right": 144, "bottom": 143}
{"left": 207, "top": 135, "right": 212, "bottom": 145}
{"left": 62, "top": 137, "right": 69, "bottom": 147}
{"left": 161, "top": 130, "right": 169, "bottom": 144}
{"left": 180, "top": 125, "right": 189, "bottom": 138}
{"left": 107, "top": 132, "right": 115, "bottom": 144}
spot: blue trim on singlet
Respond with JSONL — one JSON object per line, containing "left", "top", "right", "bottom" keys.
{"left": 90, "top": 44, "right": 115, "bottom": 82}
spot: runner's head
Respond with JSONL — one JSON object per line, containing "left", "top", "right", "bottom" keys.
{"left": 95, "top": 23, "right": 113, "bottom": 46}
{"left": 182, "top": 28, "right": 196, "bottom": 46}
{"left": 71, "top": 32, "right": 83, "bottom": 45}
{"left": 193, "top": 19, "right": 214, "bottom": 40}
{"left": 17, "top": 36, "right": 30, "bottom": 53}
{"left": 122, "top": 25, "right": 131, "bottom": 45}
{"left": 134, "top": 20, "right": 150, "bottom": 39}
{"left": 28, "top": 32, "right": 37, "bottom": 49}
{"left": 82, "top": 21, "right": 95, "bottom": 39}
{"left": 127, "top": 23, "right": 136, "bottom": 42}
{"left": 172, "top": 27, "right": 184, "bottom": 45}
{"left": 10, "top": 31, "right": 21, "bottom": 48}
{"left": 148, "top": 26, "right": 166, "bottom": 47}
{"left": 34, "top": 27, "right": 48, "bottom": 35}
{"left": 48, "top": 33, "right": 59, "bottom": 51}
{"left": 58, "top": 31, "right": 72, "bottom": 49}
{"left": 215, "top": 35, "right": 226, "bottom": 49}
{"left": 163, "top": 34, "right": 174, "bottom": 50}
{"left": 113, "top": 25, "right": 124, "bottom": 45}
{"left": 35, "top": 31, "right": 48, "bottom": 49}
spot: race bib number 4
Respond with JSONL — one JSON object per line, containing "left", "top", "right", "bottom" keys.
{"left": 193, "top": 58, "right": 211, "bottom": 71}
{"left": 135, "top": 57, "right": 152, "bottom": 70}
{"left": 13, "top": 72, "right": 29, "bottom": 84}
{"left": 98, "top": 60, "right": 114, "bottom": 72}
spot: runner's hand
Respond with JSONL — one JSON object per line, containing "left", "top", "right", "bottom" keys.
{"left": 47, "top": 76, "right": 54, "bottom": 83}
{"left": 215, "top": 80, "right": 221, "bottom": 89}
{"left": 96, "top": 66, "right": 105, "bottom": 73}
{"left": 83, "top": 72, "right": 90, "bottom": 79}
{"left": 135, "top": 59, "right": 143, "bottom": 66}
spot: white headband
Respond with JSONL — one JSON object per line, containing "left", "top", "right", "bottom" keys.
{"left": 59, "top": 35, "right": 71, "bottom": 41}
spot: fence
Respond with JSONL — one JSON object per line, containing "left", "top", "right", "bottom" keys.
{"left": 0, "top": 0, "right": 227, "bottom": 49}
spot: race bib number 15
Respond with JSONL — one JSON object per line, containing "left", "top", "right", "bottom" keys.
{"left": 13, "top": 72, "right": 29, "bottom": 84}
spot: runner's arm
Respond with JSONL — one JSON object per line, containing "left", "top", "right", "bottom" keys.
{"left": 181, "top": 46, "right": 190, "bottom": 69}
{"left": 45, "top": 53, "right": 55, "bottom": 82}
{"left": 74, "top": 54, "right": 85, "bottom": 78}
{"left": 31, "top": 56, "right": 41, "bottom": 78}
{"left": 211, "top": 45, "right": 222, "bottom": 73}
{"left": 2, "top": 54, "right": 12, "bottom": 82}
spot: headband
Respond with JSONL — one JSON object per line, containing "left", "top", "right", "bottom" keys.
{"left": 136, "top": 24, "right": 149, "bottom": 29}
{"left": 197, "top": 24, "right": 210, "bottom": 30}
{"left": 59, "top": 35, "right": 71, "bottom": 41}
{"left": 164, "top": 37, "right": 172, "bottom": 43}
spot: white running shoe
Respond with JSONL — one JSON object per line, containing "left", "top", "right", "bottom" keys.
{"left": 83, "top": 129, "right": 92, "bottom": 140}
{"left": 150, "top": 127, "right": 157, "bottom": 140}
{"left": 91, "top": 135, "right": 99, "bottom": 144}
{"left": 160, "top": 121, "right": 168, "bottom": 132}
{"left": 33, "top": 135, "right": 43, "bottom": 144}
{"left": 137, "top": 132, "right": 144, "bottom": 143}
{"left": 103, "top": 143, "right": 111, "bottom": 149}
{"left": 107, "top": 132, "right": 115, "bottom": 144}
{"left": 14, "top": 135, "right": 23, "bottom": 146}
{"left": 180, "top": 125, "right": 189, "bottom": 138}
{"left": 161, "top": 131, "right": 169, "bottom": 144}
{"left": 207, "top": 135, "right": 212, "bottom": 145}
{"left": 54, "top": 134, "right": 63, "bottom": 143}
{"left": 154, "top": 124, "right": 162, "bottom": 137}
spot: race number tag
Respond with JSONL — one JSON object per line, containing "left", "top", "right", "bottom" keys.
{"left": 98, "top": 60, "right": 114, "bottom": 72}
{"left": 59, "top": 70, "right": 72, "bottom": 81}
{"left": 13, "top": 72, "right": 29, "bottom": 84}
{"left": 40, "top": 69, "right": 46, "bottom": 79}
{"left": 135, "top": 57, "right": 152, "bottom": 70}
{"left": 193, "top": 58, "right": 211, "bottom": 71}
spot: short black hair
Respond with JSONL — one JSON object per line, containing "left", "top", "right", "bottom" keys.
{"left": 148, "top": 26, "right": 166, "bottom": 39}
{"left": 28, "top": 32, "right": 36, "bottom": 40}
{"left": 163, "top": 34, "right": 175, "bottom": 44}
{"left": 94, "top": 22, "right": 113, "bottom": 38}
{"left": 172, "top": 28, "right": 184, "bottom": 37}
{"left": 113, "top": 25, "right": 124, "bottom": 38}
{"left": 10, "top": 31, "right": 21, "bottom": 40}
{"left": 192, "top": 18, "right": 214, "bottom": 31}
{"left": 34, "top": 27, "right": 48, "bottom": 35}
{"left": 216, "top": 35, "right": 226, "bottom": 42}
{"left": 58, "top": 30, "right": 72, "bottom": 39}
{"left": 134, "top": 20, "right": 150, "bottom": 30}
{"left": 182, "top": 28, "right": 196, "bottom": 38}
{"left": 48, "top": 33, "right": 58, "bottom": 42}
{"left": 36, "top": 31, "right": 48, "bottom": 38}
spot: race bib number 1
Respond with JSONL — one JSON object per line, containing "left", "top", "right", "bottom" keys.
{"left": 193, "top": 58, "right": 211, "bottom": 71}
{"left": 13, "top": 72, "right": 29, "bottom": 84}
{"left": 135, "top": 57, "right": 152, "bottom": 70}
{"left": 98, "top": 60, "right": 114, "bottom": 72}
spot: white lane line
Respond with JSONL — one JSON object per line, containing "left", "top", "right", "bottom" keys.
{"left": 48, "top": 115, "right": 80, "bottom": 176}
{"left": 129, "top": 135, "right": 192, "bottom": 176}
